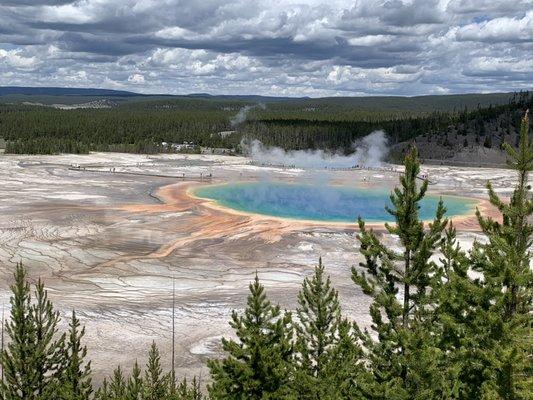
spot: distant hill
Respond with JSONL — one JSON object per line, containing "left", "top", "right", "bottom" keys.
{"left": 0, "top": 86, "right": 521, "bottom": 112}
{"left": 0, "top": 86, "right": 140, "bottom": 97}
{"left": 186, "top": 93, "right": 303, "bottom": 102}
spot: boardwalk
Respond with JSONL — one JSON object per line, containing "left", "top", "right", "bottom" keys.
{"left": 68, "top": 167, "right": 213, "bottom": 181}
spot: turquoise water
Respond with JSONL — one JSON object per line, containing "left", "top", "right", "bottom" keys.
{"left": 194, "top": 182, "right": 476, "bottom": 223}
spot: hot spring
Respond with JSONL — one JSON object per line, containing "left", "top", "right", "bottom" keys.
{"left": 194, "top": 182, "right": 477, "bottom": 223}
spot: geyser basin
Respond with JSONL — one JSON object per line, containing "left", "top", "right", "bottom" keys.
{"left": 194, "top": 182, "right": 477, "bottom": 223}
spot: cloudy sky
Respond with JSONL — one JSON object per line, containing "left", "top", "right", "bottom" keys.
{"left": 0, "top": 0, "right": 531, "bottom": 96}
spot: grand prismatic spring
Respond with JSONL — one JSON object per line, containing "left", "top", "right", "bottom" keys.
{"left": 194, "top": 181, "right": 477, "bottom": 223}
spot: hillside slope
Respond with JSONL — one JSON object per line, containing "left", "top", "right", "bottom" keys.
{"left": 389, "top": 92, "right": 533, "bottom": 166}
{"left": 0, "top": 86, "right": 518, "bottom": 112}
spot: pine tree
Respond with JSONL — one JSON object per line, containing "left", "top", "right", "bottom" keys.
{"left": 440, "top": 110, "right": 533, "bottom": 399}
{"left": 1, "top": 263, "right": 35, "bottom": 400}
{"left": 143, "top": 342, "right": 169, "bottom": 400}
{"left": 0, "top": 263, "right": 65, "bottom": 400}
{"left": 58, "top": 310, "right": 92, "bottom": 400}
{"left": 476, "top": 109, "right": 533, "bottom": 399}
{"left": 319, "top": 318, "right": 367, "bottom": 399}
{"left": 95, "top": 378, "right": 111, "bottom": 400}
{"left": 175, "top": 376, "right": 203, "bottom": 400}
{"left": 293, "top": 258, "right": 364, "bottom": 399}
{"left": 126, "top": 360, "right": 143, "bottom": 400}
{"left": 295, "top": 258, "right": 340, "bottom": 376}
{"left": 31, "top": 277, "right": 66, "bottom": 399}
{"left": 432, "top": 223, "right": 484, "bottom": 399}
{"left": 438, "top": 222, "right": 468, "bottom": 278}
{"left": 108, "top": 366, "right": 127, "bottom": 399}
{"left": 352, "top": 146, "right": 448, "bottom": 399}
{"left": 208, "top": 274, "right": 294, "bottom": 399}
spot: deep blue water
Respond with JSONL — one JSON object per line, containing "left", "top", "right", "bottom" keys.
{"left": 194, "top": 182, "right": 475, "bottom": 223}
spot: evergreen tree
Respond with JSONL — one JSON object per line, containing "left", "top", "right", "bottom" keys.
{"left": 175, "top": 376, "right": 203, "bottom": 400}
{"left": 108, "top": 366, "right": 127, "bottom": 399}
{"left": 1, "top": 263, "right": 35, "bottom": 400}
{"left": 31, "top": 278, "right": 66, "bottom": 399}
{"left": 352, "top": 147, "right": 448, "bottom": 399}
{"left": 319, "top": 318, "right": 367, "bottom": 399}
{"left": 143, "top": 342, "right": 169, "bottom": 400}
{"left": 438, "top": 222, "right": 468, "bottom": 278}
{"left": 438, "top": 111, "right": 533, "bottom": 399}
{"left": 95, "top": 378, "right": 111, "bottom": 400}
{"left": 476, "top": 110, "right": 533, "bottom": 399}
{"left": 295, "top": 258, "right": 340, "bottom": 376}
{"left": 293, "top": 258, "right": 364, "bottom": 399}
{"left": 432, "top": 223, "right": 485, "bottom": 400}
{"left": 483, "top": 135, "right": 492, "bottom": 148}
{"left": 126, "top": 360, "right": 143, "bottom": 400}
{"left": 0, "top": 263, "right": 64, "bottom": 400}
{"left": 58, "top": 310, "right": 92, "bottom": 400}
{"left": 208, "top": 275, "right": 294, "bottom": 399}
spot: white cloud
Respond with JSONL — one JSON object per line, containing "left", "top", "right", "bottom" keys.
{"left": 467, "top": 57, "right": 533, "bottom": 74}
{"left": 347, "top": 35, "right": 394, "bottom": 46}
{"left": 155, "top": 26, "right": 195, "bottom": 40}
{"left": 39, "top": 3, "right": 95, "bottom": 24}
{"left": 0, "top": 49, "right": 40, "bottom": 69}
{"left": 456, "top": 11, "right": 533, "bottom": 42}
{"left": 327, "top": 65, "right": 421, "bottom": 86}
{"left": 128, "top": 73, "right": 145, "bottom": 83}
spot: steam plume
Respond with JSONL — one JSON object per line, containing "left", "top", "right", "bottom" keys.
{"left": 352, "top": 130, "right": 389, "bottom": 167}
{"left": 230, "top": 103, "right": 266, "bottom": 127}
{"left": 245, "top": 130, "right": 388, "bottom": 169}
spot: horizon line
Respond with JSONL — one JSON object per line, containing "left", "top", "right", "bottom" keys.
{"left": 0, "top": 85, "right": 529, "bottom": 99}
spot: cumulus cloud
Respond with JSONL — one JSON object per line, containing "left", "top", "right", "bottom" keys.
{"left": 0, "top": 0, "right": 530, "bottom": 95}
{"left": 456, "top": 11, "right": 533, "bottom": 42}
{"left": 0, "top": 49, "right": 40, "bottom": 69}
{"left": 128, "top": 73, "right": 145, "bottom": 83}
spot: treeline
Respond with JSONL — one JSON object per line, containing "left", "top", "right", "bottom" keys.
{"left": 1, "top": 113, "right": 531, "bottom": 399}
{"left": 0, "top": 92, "right": 530, "bottom": 155}
{"left": 5, "top": 138, "right": 90, "bottom": 155}
{"left": 0, "top": 106, "right": 239, "bottom": 155}
{"left": 238, "top": 113, "right": 450, "bottom": 153}
{"left": 240, "top": 91, "right": 533, "bottom": 152}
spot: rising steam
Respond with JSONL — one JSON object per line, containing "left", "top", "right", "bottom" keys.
{"left": 230, "top": 103, "right": 266, "bottom": 127}
{"left": 245, "top": 130, "right": 388, "bottom": 169}
{"left": 352, "top": 130, "right": 389, "bottom": 167}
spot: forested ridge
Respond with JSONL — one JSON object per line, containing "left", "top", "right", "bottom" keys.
{"left": 0, "top": 106, "right": 237, "bottom": 155}
{"left": 0, "top": 91, "right": 530, "bottom": 156}
{"left": 240, "top": 92, "right": 533, "bottom": 154}
{"left": 0, "top": 113, "right": 531, "bottom": 399}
